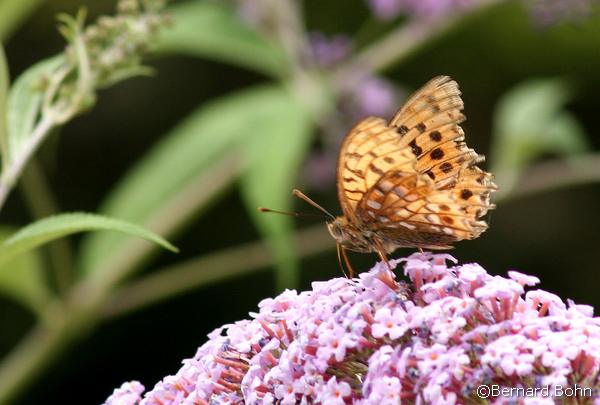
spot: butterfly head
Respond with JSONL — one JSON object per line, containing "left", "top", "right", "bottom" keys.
{"left": 327, "top": 216, "right": 373, "bottom": 253}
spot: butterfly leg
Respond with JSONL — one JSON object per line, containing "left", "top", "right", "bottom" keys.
{"left": 336, "top": 243, "right": 349, "bottom": 278}
{"left": 373, "top": 238, "right": 392, "bottom": 271}
{"left": 339, "top": 245, "right": 355, "bottom": 278}
{"left": 377, "top": 249, "right": 392, "bottom": 271}
{"left": 372, "top": 239, "right": 399, "bottom": 289}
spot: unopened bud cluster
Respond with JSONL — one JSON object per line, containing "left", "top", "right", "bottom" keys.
{"left": 41, "top": 0, "right": 168, "bottom": 123}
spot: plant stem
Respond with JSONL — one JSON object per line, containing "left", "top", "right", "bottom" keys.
{"left": 0, "top": 46, "right": 9, "bottom": 173}
{"left": 102, "top": 224, "right": 333, "bottom": 319}
{"left": 268, "top": 0, "right": 310, "bottom": 71}
{"left": 494, "top": 153, "right": 600, "bottom": 203}
{"left": 0, "top": 114, "right": 54, "bottom": 211}
{"left": 333, "top": 0, "right": 501, "bottom": 91}
{"left": 0, "top": 300, "right": 72, "bottom": 405}
{"left": 20, "top": 158, "right": 74, "bottom": 293}
{"left": 0, "top": 263, "right": 121, "bottom": 405}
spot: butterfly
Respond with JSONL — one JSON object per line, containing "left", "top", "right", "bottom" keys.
{"left": 263, "top": 76, "right": 497, "bottom": 277}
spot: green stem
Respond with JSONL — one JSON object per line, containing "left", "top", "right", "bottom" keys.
{"left": 332, "top": 0, "right": 501, "bottom": 91}
{"left": 102, "top": 224, "right": 333, "bottom": 319}
{"left": 0, "top": 45, "right": 9, "bottom": 174}
{"left": 0, "top": 61, "right": 69, "bottom": 213}
{"left": 268, "top": 0, "right": 310, "bottom": 70}
{"left": 0, "top": 113, "right": 54, "bottom": 211}
{"left": 494, "top": 153, "right": 600, "bottom": 203}
{"left": 20, "top": 158, "right": 74, "bottom": 293}
{"left": 0, "top": 264, "right": 118, "bottom": 405}
{"left": 0, "top": 300, "right": 73, "bottom": 405}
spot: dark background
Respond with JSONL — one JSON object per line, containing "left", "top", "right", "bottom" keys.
{"left": 1, "top": 0, "right": 599, "bottom": 403}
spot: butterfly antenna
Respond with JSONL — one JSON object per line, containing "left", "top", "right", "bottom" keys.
{"left": 292, "top": 189, "right": 335, "bottom": 219}
{"left": 258, "top": 207, "right": 325, "bottom": 218}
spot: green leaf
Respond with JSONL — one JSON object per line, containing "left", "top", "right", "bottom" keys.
{"left": 155, "top": 1, "right": 287, "bottom": 77}
{"left": 239, "top": 90, "right": 314, "bottom": 290}
{"left": 0, "top": 213, "right": 177, "bottom": 269}
{"left": 0, "top": 44, "right": 8, "bottom": 169}
{"left": 0, "top": 226, "right": 50, "bottom": 314}
{"left": 491, "top": 79, "right": 590, "bottom": 188}
{"left": 6, "top": 56, "right": 63, "bottom": 167}
{"left": 78, "top": 85, "right": 308, "bottom": 275}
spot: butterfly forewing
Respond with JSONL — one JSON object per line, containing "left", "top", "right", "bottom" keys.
{"left": 390, "top": 76, "right": 463, "bottom": 128}
{"left": 336, "top": 75, "right": 497, "bottom": 251}
{"left": 337, "top": 117, "right": 417, "bottom": 223}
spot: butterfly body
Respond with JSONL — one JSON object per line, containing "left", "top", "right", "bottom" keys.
{"left": 327, "top": 214, "right": 454, "bottom": 255}
{"left": 329, "top": 76, "right": 497, "bottom": 271}
{"left": 327, "top": 216, "right": 377, "bottom": 254}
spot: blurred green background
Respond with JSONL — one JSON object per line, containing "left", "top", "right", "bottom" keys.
{"left": 1, "top": 0, "right": 600, "bottom": 403}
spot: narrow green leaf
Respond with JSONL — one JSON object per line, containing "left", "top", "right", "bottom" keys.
{"left": 0, "top": 213, "right": 177, "bottom": 269}
{"left": 239, "top": 90, "right": 314, "bottom": 290}
{"left": 155, "top": 1, "right": 287, "bottom": 77}
{"left": 0, "top": 44, "right": 8, "bottom": 168}
{"left": 79, "top": 86, "right": 303, "bottom": 275}
{"left": 0, "top": 227, "right": 50, "bottom": 314}
{"left": 491, "top": 79, "right": 590, "bottom": 189}
{"left": 6, "top": 56, "right": 63, "bottom": 166}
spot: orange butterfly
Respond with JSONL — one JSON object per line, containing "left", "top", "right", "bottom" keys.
{"left": 264, "top": 76, "right": 497, "bottom": 277}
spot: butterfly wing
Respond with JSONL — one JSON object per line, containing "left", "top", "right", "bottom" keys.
{"left": 336, "top": 117, "right": 417, "bottom": 224}
{"left": 337, "top": 75, "right": 465, "bottom": 220}
{"left": 355, "top": 169, "right": 490, "bottom": 249}
{"left": 337, "top": 75, "right": 496, "bottom": 250}
{"left": 368, "top": 76, "right": 496, "bottom": 246}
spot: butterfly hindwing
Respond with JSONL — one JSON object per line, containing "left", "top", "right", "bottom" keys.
{"left": 355, "top": 169, "right": 487, "bottom": 248}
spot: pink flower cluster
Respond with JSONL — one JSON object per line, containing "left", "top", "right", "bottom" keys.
{"left": 104, "top": 253, "right": 600, "bottom": 404}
